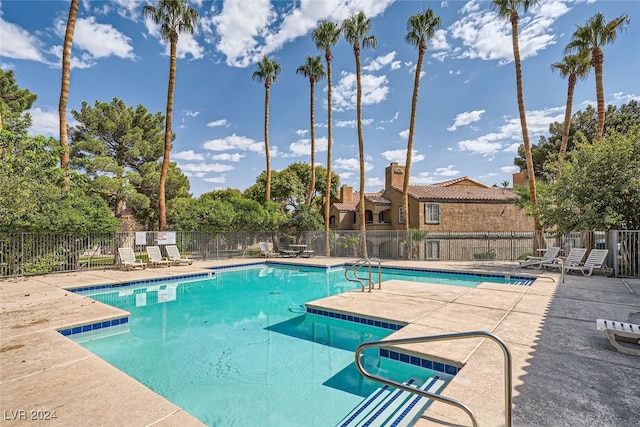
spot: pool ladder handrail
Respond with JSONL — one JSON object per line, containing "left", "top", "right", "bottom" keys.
{"left": 344, "top": 257, "right": 382, "bottom": 292}
{"left": 354, "top": 330, "right": 513, "bottom": 427}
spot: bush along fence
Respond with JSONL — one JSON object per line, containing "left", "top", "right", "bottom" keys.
{"left": 1, "top": 230, "right": 637, "bottom": 278}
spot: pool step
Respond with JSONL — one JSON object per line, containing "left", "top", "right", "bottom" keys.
{"left": 337, "top": 376, "right": 445, "bottom": 427}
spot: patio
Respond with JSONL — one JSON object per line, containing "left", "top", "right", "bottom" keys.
{"left": 1, "top": 259, "right": 638, "bottom": 426}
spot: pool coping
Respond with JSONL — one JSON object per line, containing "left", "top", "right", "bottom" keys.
{"left": 0, "top": 257, "right": 599, "bottom": 426}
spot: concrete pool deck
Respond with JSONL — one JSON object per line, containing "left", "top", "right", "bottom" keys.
{"left": 1, "top": 258, "right": 638, "bottom": 426}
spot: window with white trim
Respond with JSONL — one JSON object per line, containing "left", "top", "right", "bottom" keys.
{"left": 424, "top": 203, "right": 440, "bottom": 224}
{"left": 398, "top": 206, "right": 404, "bottom": 224}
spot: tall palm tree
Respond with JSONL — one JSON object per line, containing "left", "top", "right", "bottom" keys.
{"left": 565, "top": 12, "right": 630, "bottom": 141}
{"left": 550, "top": 52, "right": 591, "bottom": 161}
{"left": 493, "top": 0, "right": 542, "bottom": 248}
{"left": 58, "top": 0, "right": 79, "bottom": 184}
{"left": 402, "top": 8, "right": 441, "bottom": 243}
{"left": 296, "top": 55, "right": 325, "bottom": 207}
{"left": 252, "top": 55, "right": 281, "bottom": 202}
{"left": 143, "top": 0, "right": 199, "bottom": 231}
{"left": 312, "top": 19, "right": 341, "bottom": 256}
{"left": 342, "top": 12, "right": 376, "bottom": 258}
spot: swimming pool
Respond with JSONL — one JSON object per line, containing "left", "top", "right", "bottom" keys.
{"left": 68, "top": 264, "right": 527, "bottom": 426}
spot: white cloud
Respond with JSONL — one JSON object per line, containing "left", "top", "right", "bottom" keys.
{"left": 207, "top": 119, "right": 228, "bottom": 127}
{"left": 381, "top": 149, "right": 425, "bottom": 164}
{"left": 204, "top": 175, "right": 227, "bottom": 183}
{"left": 56, "top": 17, "right": 136, "bottom": 61}
{"left": 458, "top": 132, "right": 503, "bottom": 156}
{"left": 334, "top": 157, "right": 374, "bottom": 172}
{"left": 173, "top": 150, "right": 204, "bottom": 161}
{"left": 27, "top": 108, "right": 60, "bottom": 136}
{"left": 399, "top": 129, "right": 409, "bottom": 139}
{"left": 447, "top": 109, "right": 485, "bottom": 131}
{"left": 457, "top": 106, "right": 566, "bottom": 156}
{"left": 336, "top": 118, "right": 374, "bottom": 128}
{"left": 203, "top": 133, "right": 263, "bottom": 152}
{"left": 363, "top": 51, "right": 396, "bottom": 72}
{"left": 434, "top": 165, "right": 460, "bottom": 177}
{"left": 449, "top": 0, "right": 568, "bottom": 64}
{"left": 500, "top": 165, "right": 520, "bottom": 173}
{"left": 366, "top": 177, "right": 384, "bottom": 188}
{"left": 210, "top": 153, "right": 245, "bottom": 162}
{"left": 177, "top": 162, "right": 235, "bottom": 173}
{"left": 332, "top": 72, "right": 390, "bottom": 111}
{"left": 207, "top": 0, "right": 394, "bottom": 67}
{"left": 0, "top": 17, "right": 46, "bottom": 62}
{"left": 144, "top": 16, "right": 204, "bottom": 60}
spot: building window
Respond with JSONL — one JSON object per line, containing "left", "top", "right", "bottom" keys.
{"left": 398, "top": 206, "right": 404, "bottom": 224}
{"left": 329, "top": 215, "right": 337, "bottom": 227}
{"left": 425, "top": 241, "right": 440, "bottom": 259}
{"left": 424, "top": 203, "right": 440, "bottom": 224}
{"left": 365, "top": 210, "right": 373, "bottom": 224}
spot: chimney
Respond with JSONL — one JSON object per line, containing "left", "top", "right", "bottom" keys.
{"left": 385, "top": 162, "right": 405, "bottom": 189}
{"left": 340, "top": 185, "right": 353, "bottom": 203}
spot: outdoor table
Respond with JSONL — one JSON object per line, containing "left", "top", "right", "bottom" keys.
{"left": 289, "top": 244, "right": 307, "bottom": 257}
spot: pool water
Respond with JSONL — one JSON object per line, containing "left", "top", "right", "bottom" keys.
{"left": 72, "top": 265, "right": 478, "bottom": 426}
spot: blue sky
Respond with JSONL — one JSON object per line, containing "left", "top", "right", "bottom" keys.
{"left": 1, "top": 0, "right": 638, "bottom": 197}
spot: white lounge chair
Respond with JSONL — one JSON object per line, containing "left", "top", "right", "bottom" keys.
{"left": 517, "top": 246, "right": 561, "bottom": 269}
{"left": 259, "top": 242, "right": 280, "bottom": 258}
{"left": 544, "top": 247, "right": 587, "bottom": 271}
{"left": 596, "top": 319, "right": 640, "bottom": 356}
{"left": 117, "top": 247, "right": 147, "bottom": 270}
{"left": 165, "top": 245, "right": 193, "bottom": 265}
{"left": 565, "top": 249, "right": 609, "bottom": 276}
{"left": 146, "top": 246, "right": 171, "bottom": 267}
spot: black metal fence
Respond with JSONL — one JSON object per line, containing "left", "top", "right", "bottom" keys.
{"left": 1, "top": 229, "right": 637, "bottom": 278}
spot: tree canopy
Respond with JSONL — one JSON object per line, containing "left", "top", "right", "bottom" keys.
{"left": 69, "top": 97, "right": 190, "bottom": 227}
{"left": 0, "top": 69, "right": 37, "bottom": 134}
{"left": 514, "top": 100, "right": 640, "bottom": 178}
{"left": 528, "top": 126, "right": 640, "bottom": 232}
{"left": 0, "top": 130, "right": 118, "bottom": 233}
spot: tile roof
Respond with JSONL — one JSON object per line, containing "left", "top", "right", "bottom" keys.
{"left": 392, "top": 185, "right": 516, "bottom": 201}
{"left": 429, "top": 176, "right": 489, "bottom": 188}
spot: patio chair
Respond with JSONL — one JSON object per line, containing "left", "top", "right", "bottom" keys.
{"left": 517, "top": 246, "right": 561, "bottom": 269}
{"left": 259, "top": 242, "right": 280, "bottom": 258}
{"left": 543, "top": 247, "right": 587, "bottom": 271}
{"left": 146, "top": 246, "right": 171, "bottom": 268}
{"left": 117, "top": 247, "right": 147, "bottom": 270}
{"left": 165, "top": 245, "right": 193, "bottom": 265}
{"left": 565, "top": 249, "right": 609, "bottom": 276}
{"left": 596, "top": 319, "right": 640, "bottom": 356}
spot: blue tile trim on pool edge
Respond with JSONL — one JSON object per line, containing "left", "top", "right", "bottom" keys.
{"left": 306, "top": 307, "right": 404, "bottom": 331}
{"left": 342, "top": 264, "right": 534, "bottom": 286}
{"left": 58, "top": 317, "right": 129, "bottom": 337}
{"left": 67, "top": 272, "right": 213, "bottom": 293}
{"left": 379, "top": 348, "right": 460, "bottom": 376}
{"left": 307, "top": 307, "right": 459, "bottom": 376}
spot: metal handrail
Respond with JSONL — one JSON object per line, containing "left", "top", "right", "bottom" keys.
{"left": 344, "top": 257, "right": 382, "bottom": 292}
{"left": 354, "top": 331, "right": 513, "bottom": 427}
{"left": 369, "top": 257, "right": 382, "bottom": 290}
{"left": 344, "top": 258, "right": 370, "bottom": 291}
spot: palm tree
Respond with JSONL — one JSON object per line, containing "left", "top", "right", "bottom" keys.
{"left": 58, "top": 0, "right": 79, "bottom": 185}
{"left": 565, "top": 12, "right": 630, "bottom": 142}
{"left": 492, "top": 0, "right": 542, "bottom": 249}
{"left": 296, "top": 55, "right": 325, "bottom": 206}
{"left": 252, "top": 55, "right": 281, "bottom": 203}
{"left": 312, "top": 19, "right": 341, "bottom": 256}
{"left": 143, "top": 0, "right": 199, "bottom": 231}
{"left": 402, "top": 8, "right": 441, "bottom": 241}
{"left": 342, "top": 12, "right": 376, "bottom": 258}
{"left": 551, "top": 52, "right": 591, "bottom": 161}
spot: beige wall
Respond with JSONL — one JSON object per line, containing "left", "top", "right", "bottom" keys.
{"left": 383, "top": 188, "right": 534, "bottom": 232}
